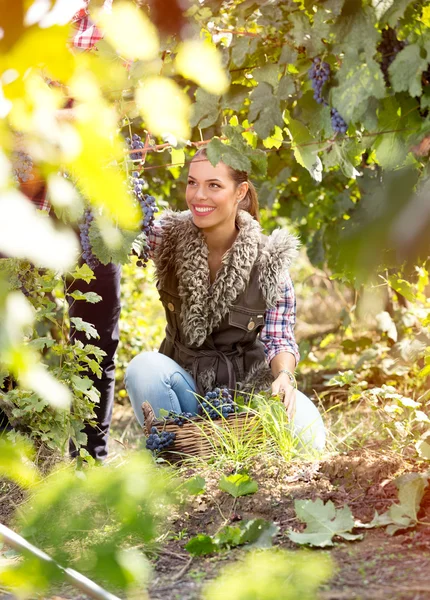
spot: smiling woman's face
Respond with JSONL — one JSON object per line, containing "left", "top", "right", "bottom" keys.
{"left": 186, "top": 157, "right": 247, "bottom": 230}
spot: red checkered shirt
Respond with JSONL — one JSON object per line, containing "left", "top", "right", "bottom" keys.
{"left": 148, "top": 219, "right": 300, "bottom": 366}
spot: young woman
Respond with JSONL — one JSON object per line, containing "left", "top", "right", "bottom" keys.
{"left": 125, "top": 150, "right": 326, "bottom": 450}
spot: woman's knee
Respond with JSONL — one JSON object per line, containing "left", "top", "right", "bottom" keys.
{"left": 293, "top": 390, "right": 326, "bottom": 451}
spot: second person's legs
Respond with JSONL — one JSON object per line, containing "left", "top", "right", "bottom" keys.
{"left": 125, "top": 352, "right": 198, "bottom": 426}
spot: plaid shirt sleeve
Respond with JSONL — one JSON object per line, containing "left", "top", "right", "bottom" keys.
{"left": 72, "top": 0, "right": 112, "bottom": 50}
{"left": 147, "top": 220, "right": 163, "bottom": 259}
{"left": 259, "top": 271, "right": 300, "bottom": 366}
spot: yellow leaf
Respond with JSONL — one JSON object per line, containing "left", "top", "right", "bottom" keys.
{"left": 420, "top": 6, "right": 430, "bottom": 27}
{"left": 135, "top": 76, "right": 191, "bottom": 140}
{"left": 96, "top": 1, "right": 159, "bottom": 61}
{"left": 175, "top": 40, "right": 229, "bottom": 95}
{"left": 263, "top": 125, "right": 284, "bottom": 149}
{"left": 3, "top": 25, "right": 75, "bottom": 82}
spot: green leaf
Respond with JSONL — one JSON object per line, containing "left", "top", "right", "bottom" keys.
{"left": 416, "top": 438, "right": 430, "bottom": 460}
{"left": 206, "top": 137, "right": 225, "bottom": 167}
{"left": 89, "top": 221, "right": 138, "bottom": 266}
{"left": 237, "top": 518, "right": 279, "bottom": 548}
{"left": 69, "top": 291, "right": 102, "bottom": 304}
{"left": 0, "top": 438, "right": 39, "bottom": 487}
{"left": 219, "top": 473, "right": 258, "bottom": 498}
{"left": 70, "top": 318, "right": 99, "bottom": 340}
{"left": 220, "top": 144, "right": 251, "bottom": 173}
{"left": 28, "top": 337, "right": 55, "bottom": 351}
{"left": 372, "top": 96, "right": 421, "bottom": 170}
{"left": 388, "top": 44, "right": 428, "bottom": 97}
{"left": 70, "top": 375, "right": 94, "bottom": 394}
{"left": 263, "top": 126, "right": 284, "bottom": 150}
{"left": 331, "top": 57, "right": 385, "bottom": 124}
{"left": 190, "top": 88, "right": 220, "bottom": 129}
{"left": 253, "top": 64, "right": 280, "bottom": 90}
{"left": 284, "top": 114, "right": 323, "bottom": 182}
{"left": 183, "top": 475, "right": 206, "bottom": 495}
{"left": 278, "top": 75, "right": 295, "bottom": 100}
{"left": 288, "top": 498, "right": 363, "bottom": 547}
{"left": 380, "top": 0, "right": 416, "bottom": 26}
{"left": 222, "top": 84, "right": 249, "bottom": 111}
{"left": 185, "top": 534, "right": 218, "bottom": 556}
{"left": 248, "top": 82, "right": 283, "bottom": 139}
{"left": 70, "top": 264, "right": 96, "bottom": 284}
{"left": 231, "top": 36, "right": 252, "bottom": 68}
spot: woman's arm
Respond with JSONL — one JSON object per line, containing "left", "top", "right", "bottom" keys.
{"left": 260, "top": 271, "right": 299, "bottom": 418}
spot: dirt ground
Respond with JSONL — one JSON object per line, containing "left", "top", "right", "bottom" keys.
{"left": 1, "top": 402, "right": 430, "bottom": 600}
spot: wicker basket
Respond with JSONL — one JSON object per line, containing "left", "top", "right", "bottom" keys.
{"left": 142, "top": 401, "right": 262, "bottom": 461}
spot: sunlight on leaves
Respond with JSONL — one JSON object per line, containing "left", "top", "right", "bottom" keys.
{"left": 96, "top": 1, "right": 159, "bottom": 61}
{"left": 0, "top": 438, "right": 39, "bottom": 487}
{"left": 219, "top": 473, "right": 258, "bottom": 498}
{"left": 135, "top": 76, "right": 191, "bottom": 140}
{"left": 176, "top": 40, "right": 229, "bottom": 95}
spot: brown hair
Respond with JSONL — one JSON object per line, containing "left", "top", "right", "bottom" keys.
{"left": 192, "top": 148, "right": 260, "bottom": 222}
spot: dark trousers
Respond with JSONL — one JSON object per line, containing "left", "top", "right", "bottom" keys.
{"left": 68, "top": 263, "right": 121, "bottom": 460}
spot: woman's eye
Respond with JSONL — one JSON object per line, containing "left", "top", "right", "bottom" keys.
{"left": 209, "top": 183, "right": 220, "bottom": 188}
{"left": 187, "top": 180, "right": 196, "bottom": 185}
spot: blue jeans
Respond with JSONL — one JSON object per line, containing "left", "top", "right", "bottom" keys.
{"left": 125, "top": 352, "right": 326, "bottom": 451}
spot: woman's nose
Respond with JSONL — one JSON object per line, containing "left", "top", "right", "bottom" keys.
{"left": 194, "top": 186, "right": 207, "bottom": 201}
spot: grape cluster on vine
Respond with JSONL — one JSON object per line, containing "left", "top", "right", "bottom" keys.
{"left": 377, "top": 27, "right": 406, "bottom": 85}
{"left": 129, "top": 170, "right": 158, "bottom": 268}
{"left": 126, "top": 133, "right": 145, "bottom": 161}
{"left": 200, "top": 387, "right": 238, "bottom": 420}
{"left": 145, "top": 427, "right": 176, "bottom": 452}
{"left": 163, "top": 411, "right": 195, "bottom": 427}
{"left": 13, "top": 151, "right": 34, "bottom": 183}
{"left": 79, "top": 209, "right": 100, "bottom": 270}
{"left": 309, "top": 57, "right": 330, "bottom": 104}
{"left": 308, "top": 57, "right": 348, "bottom": 135}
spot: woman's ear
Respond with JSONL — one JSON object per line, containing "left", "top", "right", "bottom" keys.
{"left": 237, "top": 181, "right": 249, "bottom": 202}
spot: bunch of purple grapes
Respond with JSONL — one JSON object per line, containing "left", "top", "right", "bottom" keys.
{"left": 308, "top": 57, "right": 348, "bottom": 135}
{"left": 130, "top": 172, "right": 158, "bottom": 268}
{"left": 126, "top": 133, "right": 145, "bottom": 161}
{"left": 200, "top": 387, "right": 238, "bottom": 420}
{"left": 377, "top": 27, "right": 406, "bottom": 85}
{"left": 145, "top": 426, "right": 176, "bottom": 452}
{"left": 309, "top": 57, "right": 331, "bottom": 104}
{"left": 79, "top": 209, "right": 100, "bottom": 270}
{"left": 164, "top": 411, "right": 195, "bottom": 427}
{"left": 330, "top": 108, "right": 348, "bottom": 134}
{"left": 13, "top": 151, "right": 34, "bottom": 183}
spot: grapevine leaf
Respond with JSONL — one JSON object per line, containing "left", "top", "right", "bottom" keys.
{"left": 222, "top": 84, "right": 249, "bottom": 111}
{"left": 279, "top": 44, "right": 297, "bottom": 65}
{"left": 70, "top": 375, "right": 94, "bottom": 394}
{"left": 69, "top": 264, "right": 95, "bottom": 284}
{"left": 248, "top": 82, "right": 283, "bottom": 139}
{"left": 288, "top": 498, "right": 363, "bottom": 547}
{"left": 219, "top": 473, "right": 258, "bottom": 498}
{"left": 232, "top": 36, "right": 252, "bottom": 68}
{"left": 253, "top": 64, "right": 280, "bottom": 90}
{"left": 263, "top": 126, "right": 284, "bottom": 149}
{"left": 183, "top": 475, "right": 206, "bottom": 495}
{"left": 69, "top": 291, "right": 102, "bottom": 304}
{"left": 28, "top": 337, "right": 55, "bottom": 351}
{"left": 335, "top": 6, "right": 380, "bottom": 59}
{"left": 380, "top": 0, "right": 416, "bottom": 26}
{"left": 388, "top": 44, "right": 428, "bottom": 98}
{"left": 206, "top": 137, "right": 225, "bottom": 167}
{"left": 284, "top": 114, "right": 323, "bottom": 182}
{"left": 89, "top": 221, "right": 138, "bottom": 266}
{"left": 278, "top": 75, "right": 295, "bottom": 100}
{"left": 372, "top": 96, "right": 421, "bottom": 169}
{"left": 185, "top": 534, "right": 219, "bottom": 556}
{"left": 216, "top": 144, "right": 251, "bottom": 173}
{"left": 69, "top": 317, "right": 99, "bottom": 340}
{"left": 190, "top": 88, "right": 220, "bottom": 129}
{"left": 248, "top": 148, "right": 268, "bottom": 177}
{"left": 213, "top": 525, "right": 243, "bottom": 548}
{"left": 416, "top": 438, "right": 430, "bottom": 460}
{"left": 238, "top": 518, "right": 279, "bottom": 548}
{"left": 331, "top": 57, "right": 385, "bottom": 123}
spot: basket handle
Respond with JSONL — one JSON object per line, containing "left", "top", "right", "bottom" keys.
{"left": 142, "top": 402, "right": 156, "bottom": 434}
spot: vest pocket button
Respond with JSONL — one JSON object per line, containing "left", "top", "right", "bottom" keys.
{"left": 167, "top": 302, "right": 175, "bottom": 312}
{"left": 247, "top": 319, "right": 255, "bottom": 331}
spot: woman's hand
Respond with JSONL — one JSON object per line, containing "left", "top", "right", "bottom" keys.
{"left": 271, "top": 373, "right": 296, "bottom": 419}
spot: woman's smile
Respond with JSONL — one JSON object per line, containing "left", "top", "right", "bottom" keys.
{"left": 191, "top": 204, "right": 217, "bottom": 216}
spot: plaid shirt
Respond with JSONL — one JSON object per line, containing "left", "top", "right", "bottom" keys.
{"left": 148, "top": 220, "right": 300, "bottom": 366}
{"left": 17, "top": 1, "right": 111, "bottom": 210}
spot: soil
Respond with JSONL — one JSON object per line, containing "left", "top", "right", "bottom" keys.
{"left": 1, "top": 408, "right": 430, "bottom": 600}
